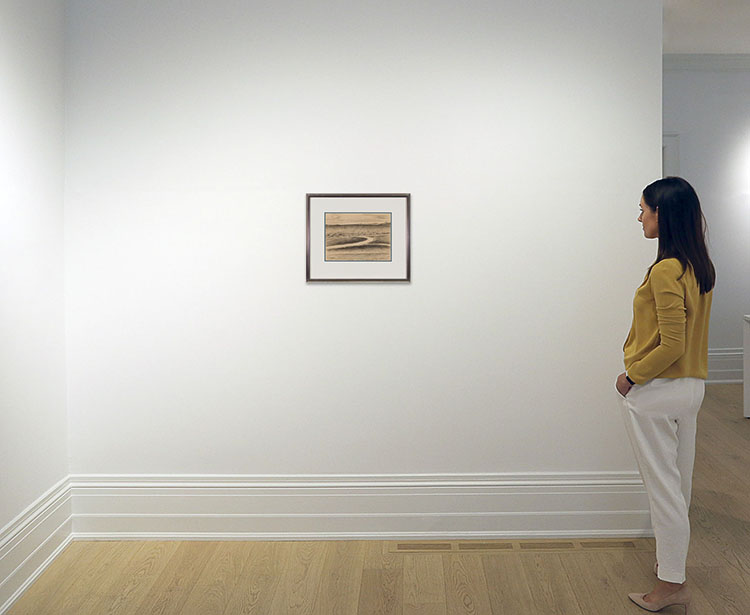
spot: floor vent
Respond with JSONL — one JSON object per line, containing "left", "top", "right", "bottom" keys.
{"left": 519, "top": 542, "right": 576, "bottom": 550}
{"left": 581, "top": 541, "right": 637, "bottom": 550}
{"left": 395, "top": 543, "right": 452, "bottom": 551}
{"left": 458, "top": 542, "right": 514, "bottom": 551}
{"left": 390, "top": 539, "right": 653, "bottom": 554}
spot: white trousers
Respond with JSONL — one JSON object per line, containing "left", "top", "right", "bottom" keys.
{"left": 618, "top": 377, "right": 705, "bottom": 584}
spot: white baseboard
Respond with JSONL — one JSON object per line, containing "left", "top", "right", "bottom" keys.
{"left": 708, "top": 348, "right": 743, "bottom": 383}
{"left": 69, "top": 473, "right": 652, "bottom": 541}
{"left": 663, "top": 54, "right": 750, "bottom": 71}
{"left": 0, "top": 478, "right": 73, "bottom": 614}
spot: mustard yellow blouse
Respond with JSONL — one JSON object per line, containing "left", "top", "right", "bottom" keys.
{"left": 623, "top": 258, "right": 712, "bottom": 384}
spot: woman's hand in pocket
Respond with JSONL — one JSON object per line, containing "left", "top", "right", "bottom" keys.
{"left": 616, "top": 372, "right": 633, "bottom": 398}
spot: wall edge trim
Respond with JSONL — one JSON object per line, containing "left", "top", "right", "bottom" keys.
{"left": 664, "top": 54, "right": 750, "bottom": 71}
{"left": 0, "top": 480, "right": 72, "bottom": 615}
{"left": 69, "top": 472, "right": 644, "bottom": 489}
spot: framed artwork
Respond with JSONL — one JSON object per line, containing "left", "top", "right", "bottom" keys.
{"left": 306, "top": 193, "right": 411, "bottom": 282}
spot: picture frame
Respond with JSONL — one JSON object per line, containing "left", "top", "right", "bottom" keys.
{"left": 306, "top": 193, "right": 411, "bottom": 282}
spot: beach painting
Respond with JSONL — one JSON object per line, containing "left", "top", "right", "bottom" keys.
{"left": 306, "top": 193, "right": 410, "bottom": 281}
{"left": 324, "top": 212, "right": 392, "bottom": 262}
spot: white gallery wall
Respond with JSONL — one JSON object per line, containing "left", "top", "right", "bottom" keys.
{"left": 0, "top": 2, "right": 71, "bottom": 608}
{"left": 63, "top": 0, "right": 662, "bottom": 535}
{"left": 0, "top": 0, "right": 67, "bottom": 532}
{"left": 663, "top": 58, "right": 750, "bottom": 382}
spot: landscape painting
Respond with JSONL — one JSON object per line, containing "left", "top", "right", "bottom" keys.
{"left": 324, "top": 212, "right": 392, "bottom": 262}
{"left": 306, "top": 193, "right": 410, "bottom": 282}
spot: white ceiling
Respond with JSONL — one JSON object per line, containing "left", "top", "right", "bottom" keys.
{"left": 664, "top": 0, "right": 750, "bottom": 54}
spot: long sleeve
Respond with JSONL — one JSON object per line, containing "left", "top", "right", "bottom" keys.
{"left": 626, "top": 260, "right": 686, "bottom": 384}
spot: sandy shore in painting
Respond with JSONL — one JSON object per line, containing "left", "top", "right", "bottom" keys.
{"left": 325, "top": 223, "right": 391, "bottom": 261}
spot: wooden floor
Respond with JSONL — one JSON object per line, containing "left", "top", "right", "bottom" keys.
{"left": 8, "top": 384, "right": 749, "bottom": 614}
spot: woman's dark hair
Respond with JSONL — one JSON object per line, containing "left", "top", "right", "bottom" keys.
{"left": 642, "top": 176, "right": 715, "bottom": 294}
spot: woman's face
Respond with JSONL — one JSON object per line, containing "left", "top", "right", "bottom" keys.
{"left": 638, "top": 196, "right": 659, "bottom": 239}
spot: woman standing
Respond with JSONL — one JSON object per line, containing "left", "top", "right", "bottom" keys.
{"left": 616, "top": 177, "right": 715, "bottom": 613}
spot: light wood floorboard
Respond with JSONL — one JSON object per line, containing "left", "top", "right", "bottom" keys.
{"left": 7, "top": 384, "right": 748, "bottom": 614}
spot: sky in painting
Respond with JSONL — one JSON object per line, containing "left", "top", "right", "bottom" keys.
{"left": 325, "top": 213, "right": 391, "bottom": 226}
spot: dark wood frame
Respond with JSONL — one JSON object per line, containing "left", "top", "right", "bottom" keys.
{"left": 306, "top": 193, "right": 411, "bottom": 282}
